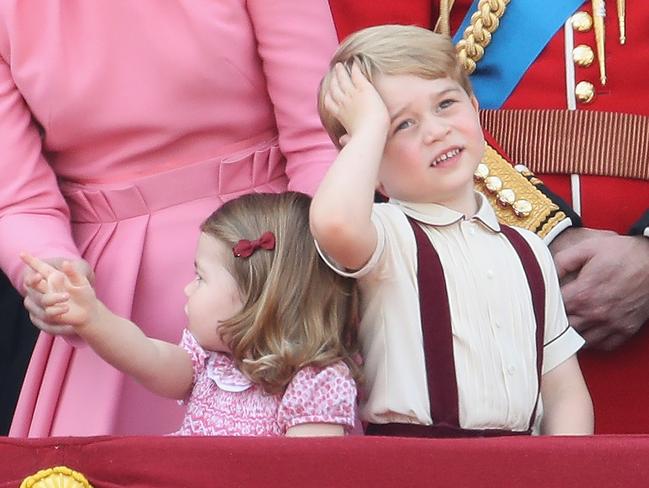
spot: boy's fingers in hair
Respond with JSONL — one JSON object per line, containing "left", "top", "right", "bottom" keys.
{"left": 327, "top": 75, "right": 345, "bottom": 106}
{"left": 335, "top": 62, "right": 355, "bottom": 92}
{"left": 349, "top": 62, "right": 369, "bottom": 87}
{"left": 61, "top": 260, "right": 88, "bottom": 287}
{"left": 323, "top": 92, "right": 340, "bottom": 117}
{"left": 338, "top": 134, "right": 351, "bottom": 147}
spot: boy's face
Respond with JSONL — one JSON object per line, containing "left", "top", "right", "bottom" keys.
{"left": 373, "top": 74, "right": 484, "bottom": 208}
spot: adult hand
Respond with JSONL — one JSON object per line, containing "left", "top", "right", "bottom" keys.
{"left": 552, "top": 229, "right": 649, "bottom": 350}
{"left": 22, "top": 257, "right": 94, "bottom": 336}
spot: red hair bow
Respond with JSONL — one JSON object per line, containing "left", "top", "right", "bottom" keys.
{"left": 232, "top": 231, "right": 276, "bottom": 258}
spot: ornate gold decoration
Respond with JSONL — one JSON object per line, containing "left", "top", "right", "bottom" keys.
{"left": 575, "top": 81, "right": 595, "bottom": 103}
{"left": 474, "top": 143, "right": 560, "bottom": 235}
{"left": 20, "top": 466, "right": 93, "bottom": 488}
{"left": 572, "top": 44, "right": 594, "bottom": 67}
{"left": 456, "top": 0, "right": 510, "bottom": 74}
{"left": 538, "top": 211, "right": 568, "bottom": 239}
{"left": 571, "top": 11, "right": 593, "bottom": 31}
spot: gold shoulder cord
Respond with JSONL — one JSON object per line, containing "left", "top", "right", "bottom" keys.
{"left": 436, "top": 0, "right": 569, "bottom": 236}
{"left": 455, "top": 0, "right": 511, "bottom": 74}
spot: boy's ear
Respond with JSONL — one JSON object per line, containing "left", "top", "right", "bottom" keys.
{"left": 470, "top": 94, "right": 480, "bottom": 112}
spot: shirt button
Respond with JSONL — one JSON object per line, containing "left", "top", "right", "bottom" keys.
{"left": 486, "top": 269, "right": 494, "bottom": 279}
{"left": 507, "top": 365, "right": 516, "bottom": 376}
{"left": 494, "top": 321, "right": 501, "bottom": 329}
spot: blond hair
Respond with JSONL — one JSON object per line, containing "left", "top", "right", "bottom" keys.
{"left": 200, "top": 192, "right": 361, "bottom": 394}
{"left": 319, "top": 24, "right": 474, "bottom": 148}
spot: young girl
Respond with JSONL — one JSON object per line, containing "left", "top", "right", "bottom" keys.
{"left": 22, "top": 192, "right": 360, "bottom": 437}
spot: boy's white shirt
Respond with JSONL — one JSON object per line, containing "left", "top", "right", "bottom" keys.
{"left": 316, "top": 192, "right": 584, "bottom": 430}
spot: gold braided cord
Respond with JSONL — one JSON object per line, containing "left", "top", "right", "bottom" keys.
{"left": 456, "top": 0, "right": 510, "bottom": 74}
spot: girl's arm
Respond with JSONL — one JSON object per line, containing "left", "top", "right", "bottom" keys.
{"left": 21, "top": 253, "right": 193, "bottom": 400}
{"left": 285, "top": 423, "right": 344, "bottom": 437}
{"left": 310, "top": 63, "right": 390, "bottom": 271}
{"left": 539, "top": 354, "right": 594, "bottom": 435}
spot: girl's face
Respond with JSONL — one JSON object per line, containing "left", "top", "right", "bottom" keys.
{"left": 184, "top": 232, "right": 243, "bottom": 353}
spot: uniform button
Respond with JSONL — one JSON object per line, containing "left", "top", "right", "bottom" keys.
{"left": 573, "top": 44, "right": 594, "bottom": 67}
{"left": 484, "top": 175, "right": 503, "bottom": 193}
{"left": 571, "top": 11, "right": 593, "bottom": 32}
{"left": 507, "top": 365, "right": 516, "bottom": 376}
{"left": 512, "top": 199, "right": 533, "bottom": 218}
{"left": 575, "top": 81, "right": 595, "bottom": 104}
{"left": 474, "top": 163, "right": 489, "bottom": 181}
{"left": 494, "top": 321, "right": 501, "bottom": 329}
{"left": 497, "top": 188, "right": 516, "bottom": 207}
{"left": 486, "top": 269, "right": 494, "bottom": 279}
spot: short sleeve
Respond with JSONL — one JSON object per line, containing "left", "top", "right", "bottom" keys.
{"left": 278, "top": 361, "right": 357, "bottom": 433}
{"left": 516, "top": 229, "right": 585, "bottom": 374}
{"left": 178, "top": 329, "right": 210, "bottom": 385}
{"left": 315, "top": 203, "right": 414, "bottom": 280}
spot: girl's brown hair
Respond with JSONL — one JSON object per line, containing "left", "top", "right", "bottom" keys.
{"left": 200, "top": 192, "right": 361, "bottom": 394}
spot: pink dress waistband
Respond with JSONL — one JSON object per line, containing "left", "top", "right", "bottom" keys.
{"left": 61, "top": 137, "right": 286, "bottom": 223}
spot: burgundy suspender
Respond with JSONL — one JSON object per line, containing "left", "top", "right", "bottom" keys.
{"left": 366, "top": 219, "right": 545, "bottom": 438}
{"left": 499, "top": 225, "right": 546, "bottom": 431}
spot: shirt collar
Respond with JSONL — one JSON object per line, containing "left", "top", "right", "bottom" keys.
{"left": 389, "top": 191, "right": 501, "bottom": 232}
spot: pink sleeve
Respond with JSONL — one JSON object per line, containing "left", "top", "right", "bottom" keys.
{"left": 247, "top": 0, "right": 338, "bottom": 196}
{"left": 278, "top": 361, "right": 357, "bottom": 433}
{"left": 178, "top": 329, "right": 209, "bottom": 384}
{"left": 0, "top": 59, "right": 80, "bottom": 289}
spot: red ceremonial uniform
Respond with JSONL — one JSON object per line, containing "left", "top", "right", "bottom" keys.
{"left": 329, "top": 0, "right": 649, "bottom": 434}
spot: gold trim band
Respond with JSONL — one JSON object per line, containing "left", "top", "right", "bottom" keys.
{"left": 479, "top": 109, "right": 649, "bottom": 180}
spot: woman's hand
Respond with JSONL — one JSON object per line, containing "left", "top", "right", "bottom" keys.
{"left": 22, "top": 255, "right": 94, "bottom": 335}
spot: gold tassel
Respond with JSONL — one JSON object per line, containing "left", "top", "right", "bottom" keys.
{"left": 434, "top": 0, "right": 455, "bottom": 36}
{"left": 616, "top": 0, "right": 626, "bottom": 44}
{"left": 592, "top": 0, "right": 607, "bottom": 85}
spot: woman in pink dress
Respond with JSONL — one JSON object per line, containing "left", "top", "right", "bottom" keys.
{"left": 0, "top": 0, "right": 339, "bottom": 436}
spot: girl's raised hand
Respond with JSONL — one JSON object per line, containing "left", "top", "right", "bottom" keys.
{"left": 323, "top": 62, "right": 389, "bottom": 144}
{"left": 20, "top": 252, "right": 97, "bottom": 329}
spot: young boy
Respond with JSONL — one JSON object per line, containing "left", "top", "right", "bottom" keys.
{"left": 310, "top": 25, "right": 593, "bottom": 437}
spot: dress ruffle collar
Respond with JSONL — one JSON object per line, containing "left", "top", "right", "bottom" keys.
{"left": 206, "top": 352, "right": 253, "bottom": 393}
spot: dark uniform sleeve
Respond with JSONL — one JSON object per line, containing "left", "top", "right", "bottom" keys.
{"left": 630, "top": 209, "right": 649, "bottom": 237}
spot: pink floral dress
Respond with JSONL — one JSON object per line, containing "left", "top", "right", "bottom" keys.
{"left": 174, "top": 330, "right": 357, "bottom": 436}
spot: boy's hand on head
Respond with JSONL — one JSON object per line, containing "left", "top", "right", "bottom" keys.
{"left": 324, "top": 62, "right": 390, "bottom": 142}
{"left": 20, "top": 252, "right": 98, "bottom": 330}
